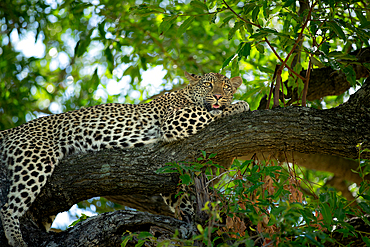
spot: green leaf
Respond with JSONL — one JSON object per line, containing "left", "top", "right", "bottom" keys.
{"left": 256, "top": 44, "right": 265, "bottom": 54}
{"left": 104, "top": 46, "right": 114, "bottom": 74}
{"left": 210, "top": 13, "right": 217, "bottom": 23}
{"left": 138, "top": 232, "right": 153, "bottom": 239}
{"left": 222, "top": 54, "right": 234, "bottom": 68}
{"left": 159, "top": 15, "right": 177, "bottom": 34}
{"left": 241, "top": 42, "right": 251, "bottom": 58}
{"left": 180, "top": 174, "right": 191, "bottom": 185}
{"left": 135, "top": 240, "right": 146, "bottom": 247}
{"left": 220, "top": 15, "right": 234, "bottom": 28}
{"left": 249, "top": 31, "right": 268, "bottom": 40}
{"left": 240, "top": 87, "right": 262, "bottom": 100}
{"left": 231, "top": 59, "right": 239, "bottom": 78}
{"left": 305, "top": 233, "right": 325, "bottom": 247}
{"left": 355, "top": 10, "right": 367, "bottom": 25}
{"left": 243, "top": 4, "right": 255, "bottom": 15}
{"left": 258, "top": 65, "right": 274, "bottom": 73}
{"left": 320, "top": 203, "right": 332, "bottom": 225}
{"left": 98, "top": 21, "right": 106, "bottom": 38}
{"left": 273, "top": 185, "right": 285, "bottom": 199}
{"left": 327, "top": 21, "right": 346, "bottom": 41}
{"left": 252, "top": 6, "right": 260, "bottom": 22}
{"left": 121, "top": 234, "right": 133, "bottom": 247}
{"left": 91, "top": 68, "right": 99, "bottom": 89}
{"left": 209, "top": 153, "right": 217, "bottom": 158}
{"left": 178, "top": 16, "right": 195, "bottom": 35}
{"left": 190, "top": 0, "right": 209, "bottom": 12}
{"left": 343, "top": 65, "right": 357, "bottom": 87}
{"left": 321, "top": 42, "right": 330, "bottom": 55}
{"left": 361, "top": 194, "right": 370, "bottom": 201}
{"left": 156, "top": 165, "right": 177, "bottom": 174}
{"left": 259, "top": 28, "right": 278, "bottom": 35}
{"left": 359, "top": 202, "right": 370, "bottom": 214}
{"left": 283, "top": 0, "right": 295, "bottom": 7}
{"left": 271, "top": 205, "right": 287, "bottom": 215}
{"left": 201, "top": 150, "right": 206, "bottom": 158}
{"left": 228, "top": 21, "right": 243, "bottom": 40}
{"left": 240, "top": 159, "right": 252, "bottom": 170}
{"left": 311, "top": 56, "right": 325, "bottom": 68}
{"left": 74, "top": 29, "right": 93, "bottom": 57}
{"left": 360, "top": 21, "right": 370, "bottom": 29}
{"left": 263, "top": 0, "right": 268, "bottom": 19}
{"left": 362, "top": 236, "right": 370, "bottom": 246}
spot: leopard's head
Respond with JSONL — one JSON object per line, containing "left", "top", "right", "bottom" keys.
{"left": 185, "top": 72, "right": 243, "bottom": 116}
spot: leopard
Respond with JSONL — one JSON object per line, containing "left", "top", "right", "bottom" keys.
{"left": 0, "top": 71, "right": 249, "bottom": 246}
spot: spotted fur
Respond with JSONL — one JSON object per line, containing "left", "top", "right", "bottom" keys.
{"left": 0, "top": 72, "right": 249, "bottom": 246}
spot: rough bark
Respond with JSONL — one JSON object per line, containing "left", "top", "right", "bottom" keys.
{"left": 0, "top": 77, "right": 369, "bottom": 246}
{"left": 22, "top": 210, "right": 191, "bottom": 247}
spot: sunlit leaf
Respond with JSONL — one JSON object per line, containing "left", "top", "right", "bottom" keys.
{"left": 320, "top": 203, "right": 332, "bottom": 225}
{"left": 343, "top": 65, "right": 357, "bottom": 87}
{"left": 252, "top": 6, "right": 260, "bottom": 22}
{"left": 159, "top": 15, "right": 177, "bottom": 34}
{"left": 256, "top": 44, "right": 265, "bottom": 54}
{"left": 222, "top": 54, "right": 234, "bottom": 68}
{"left": 190, "top": 0, "right": 209, "bottom": 12}
{"left": 178, "top": 16, "right": 195, "bottom": 35}
{"left": 327, "top": 21, "right": 346, "bottom": 41}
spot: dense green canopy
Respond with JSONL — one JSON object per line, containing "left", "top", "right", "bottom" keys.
{"left": 1, "top": 0, "right": 368, "bottom": 130}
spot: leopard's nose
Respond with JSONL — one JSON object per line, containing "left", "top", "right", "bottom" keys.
{"left": 214, "top": 94, "right": 222, "bottom": 99}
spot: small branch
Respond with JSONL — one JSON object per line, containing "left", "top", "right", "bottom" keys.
{"left": 222, "top": 0, "right": 260, "bottom": 28}
{"left": 264, "top": 38, "right": 307, "bottom": 81}
{"left": 266, "top": 78, "right": 275, "bottom": 109}
{"left": 222, "top": 0, "right": 307, "bottom": 81}
{"left": 302, "top": 55, "right": 312, "bottom": 106}
{"left": 206, "top": 169, "right": 237, "bottom": 186}
{"left": 273, "top": 69, "right": 282, "bottom": 108}
{"left": 275, "top": 0, "right": 317, "bottom": 83}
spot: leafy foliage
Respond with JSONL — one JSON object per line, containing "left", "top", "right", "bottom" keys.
{"left": 152, "top": 152, "right": 370, "bottom": 246}
{"left": 1, "top": 0, "right": 369, "bottom": 129}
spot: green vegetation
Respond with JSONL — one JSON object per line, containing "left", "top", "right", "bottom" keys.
{"left": 123, "top": 152, "right": 370, "bottom": 246}
{"left": 1, "top": 0, "right": 369, "bottom": 129}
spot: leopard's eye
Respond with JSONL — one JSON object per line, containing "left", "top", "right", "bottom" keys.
{"left": 204, "top": 82, "right": 212, "bottom": 87}
{"left": 223, "top": 84, "right": 230, "bottom": 89}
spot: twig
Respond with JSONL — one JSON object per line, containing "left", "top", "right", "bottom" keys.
{"left": 206, "top": 169, "right": 237, "bottom": 186}
{"left": 273, "top": 69, "right": 282, "bottom": 108}
{"left": 277, "top": 0, "right": 317, "bottom": 76}
{"left": 222, "top": 0, "right": 307, "bottom": 81}
{"left": 222, "top": 0, "right": 260, "bottom": 28}
{"left": 302, "top": 55, "right": 312, "bottom": 106}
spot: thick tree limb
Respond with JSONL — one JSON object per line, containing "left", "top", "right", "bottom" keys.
{"left": 22, "top": 210, "right": 191, "bottom": 247}
{"left": 1, "top": 79, "right": 369, "bottom": 246}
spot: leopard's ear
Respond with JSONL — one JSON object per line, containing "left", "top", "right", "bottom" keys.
{"left": 230, "top": 76, "right": 243, "bottom": 93}
{"left": 185, "top": 71, "right": 201, "bottom": 86}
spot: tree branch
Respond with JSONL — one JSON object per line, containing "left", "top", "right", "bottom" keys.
{"left": 20, "top": 211, "right": 191, "bottom": 247}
